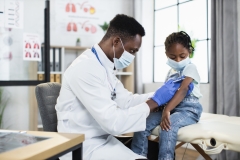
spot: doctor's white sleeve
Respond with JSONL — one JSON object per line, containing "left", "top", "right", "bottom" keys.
{"left": 67, "top": 62, "right": 150, "bottom": 135}
{"left": 113, "top": 80, "right": 154, "bottom": 109}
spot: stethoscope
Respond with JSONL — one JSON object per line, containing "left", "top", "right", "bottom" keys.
{"left": 91, "top": 47, "right": 116, "bottom": 100}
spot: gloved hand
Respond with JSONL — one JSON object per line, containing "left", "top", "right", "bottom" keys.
{"left": 151, "top": 76, "right": 194, "bottom": 106}
{"left": 172, "top": 76, "right": 194, "bottom": 96}
{"left": 186, "top": 80, "right": 194, "bottom": 96}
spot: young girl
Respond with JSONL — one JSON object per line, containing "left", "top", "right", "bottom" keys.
{"left": 131, "top": 31, "right": 203, "bottom": 160}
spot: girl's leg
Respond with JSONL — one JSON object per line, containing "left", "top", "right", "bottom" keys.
{"left": 131, "top": 110, "right": 162, "bottom": 157}
{"left": 158, "top": 110, "right": 199, "bottom": 160}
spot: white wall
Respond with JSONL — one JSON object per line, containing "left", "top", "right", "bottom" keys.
{"left": 51, "top": 0, "right": 134, "bottom": 47}
{"left": 140, "top": 0, "right": 154, "bottom": 83}
{"left": 2, "top": 87, "right": 29, "bottom": 130}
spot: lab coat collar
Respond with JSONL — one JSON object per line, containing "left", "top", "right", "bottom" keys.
{"left": 93, "top": 44, "right": 115, "bottom": 70}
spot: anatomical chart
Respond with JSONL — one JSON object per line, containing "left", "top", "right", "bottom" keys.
{"left": 0, "top": 28, "right": 11, "bottom": 80}
{"left": 4, "top": 0, "right": 24, "bottom": 29}
{"left": 23, "top": 33, "right": 41, "bottom": 61}
{"left": 55, "top": 0, "right": 102, "bottom": 35}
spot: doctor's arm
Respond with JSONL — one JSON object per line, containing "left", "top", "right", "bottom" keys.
{"left": 119, "top": 77, "right": 185, "bottom": 109}
{"left": 146, "top": 99, "right": 159, "bottom": 112}
{"left": 68, "top": 63, "right": 155, "bottom": 135}
{"left": 116, "top": 78, "right": 186, "bottom": 111}
{"left": 114, "top": 81, "right": 154, "bottom": 109}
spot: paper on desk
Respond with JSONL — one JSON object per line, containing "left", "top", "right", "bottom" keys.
{"left": 0, "top": 132, "right": 38, "bottom": 154}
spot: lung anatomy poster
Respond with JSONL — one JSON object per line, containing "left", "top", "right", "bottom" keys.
{"left": 55, "top": 0, "right": 103, "bottom": 35}
{"left": 23, "top": 33, "right": 41, "bottom": 61}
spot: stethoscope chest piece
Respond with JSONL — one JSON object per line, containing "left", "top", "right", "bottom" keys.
{"left": 111, "top": 90, "right": 116, "bottom": 100}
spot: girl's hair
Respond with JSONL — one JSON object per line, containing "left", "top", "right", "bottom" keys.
{"left": 164, "top": 31, "right": 195, "bottom": 54}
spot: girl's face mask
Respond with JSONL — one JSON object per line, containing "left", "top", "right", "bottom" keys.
{"left": 166, "top": 57, "right": 191, "bottom": 71}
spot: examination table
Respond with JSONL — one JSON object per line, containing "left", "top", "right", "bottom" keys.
{"left": 149, "top": 112, "right": 240, "bottom": 160}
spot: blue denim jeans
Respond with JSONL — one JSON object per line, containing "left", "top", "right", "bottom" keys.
{"left": 131, "top": 95, "right": 202, "bottom": 160}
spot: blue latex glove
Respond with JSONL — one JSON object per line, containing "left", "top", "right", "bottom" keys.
{"left": 172, "top": 76, "right": 194, "bottom": 96}
{"left": 151, "top": 76, "right": 194, "bottom": 106}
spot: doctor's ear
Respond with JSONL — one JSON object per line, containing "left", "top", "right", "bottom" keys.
{"left": 112, "top": 37, "right": 121, "bottom": 46}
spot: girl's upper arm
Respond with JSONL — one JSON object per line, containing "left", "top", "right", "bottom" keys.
{"left": 164, "top": 76, "right": 193, "bottom": 112}
{"left": 180, "top": 76, "right": 193, "bottom": 90}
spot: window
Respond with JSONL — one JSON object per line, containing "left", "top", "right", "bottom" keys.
{"left": 154, "top": 0, "right": 210, "bottom": 83}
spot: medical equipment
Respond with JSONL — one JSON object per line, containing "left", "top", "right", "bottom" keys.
{"left": 91, "top": 47, "right": 117, "bottom": 100}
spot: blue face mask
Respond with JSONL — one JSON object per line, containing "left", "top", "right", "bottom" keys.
{"left": 113, "top": 39, "right": 135, "bottom": 69}
{"left": 166, "top": 57, "right": 190, "bottom": 71}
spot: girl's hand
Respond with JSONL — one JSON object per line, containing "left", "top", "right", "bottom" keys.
{"left": 160, "top": 110, "right": 171, "bottom": 131}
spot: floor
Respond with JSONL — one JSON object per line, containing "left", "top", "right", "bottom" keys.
{"left": 175, "top": 146, "right": 200, "bottom": 160}
{"left": 117, "top": 137, "right": 202, "bottom": 160}
{"left": 147, "top": 140, "right": 202, "bottom": 160}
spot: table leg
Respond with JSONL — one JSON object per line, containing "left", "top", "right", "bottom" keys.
{"left": 191, "top": 143, "right": 212, "bottom": 160}
{"left": 72, "top": 143, "right": 82, "bottom": 160}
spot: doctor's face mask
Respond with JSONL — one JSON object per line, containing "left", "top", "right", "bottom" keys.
{"left": 113, "top": 38, "right": 135, "bottom": 69}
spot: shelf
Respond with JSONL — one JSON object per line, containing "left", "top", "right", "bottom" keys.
{"left": 37, "top": 71, "right": 63, "bottom": 74}
{"left": 51, "top": 45, "right": 90, "bottom": 50}
{"left": 116, "top": 72, "right": 133, "bottom": 76}
{"left": 42, "top": 44, "right": 90, "bottom": 50}
{"left": 37, "top": 71, "right": 131, "bottom": 76}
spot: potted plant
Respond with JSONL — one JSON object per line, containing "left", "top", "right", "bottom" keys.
{"left": 0, "top": 88, "right": 9, "bottom": 129}
{"left": 76, "top": 38, "right": 81, "bottom": 46}
{"left": 99, "top": 22, "right": 109, "bottom": 33}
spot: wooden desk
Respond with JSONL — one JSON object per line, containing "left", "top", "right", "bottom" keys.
{"left": 0, "top": 131, "right": 84, "bottom": 160}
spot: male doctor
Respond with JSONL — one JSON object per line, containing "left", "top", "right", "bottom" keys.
{"left": 56, "top": 14, "right": 190, "bottom": 160}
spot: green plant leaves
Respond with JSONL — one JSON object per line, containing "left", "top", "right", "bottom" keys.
{"left": 190, "top": 39, "right": 198, "bottom": 58}
{"left": 99, "top": 22, "right": 109, "bottom": 31}
{"left": 178, "top": 25, "right": 198, "bottom": 58}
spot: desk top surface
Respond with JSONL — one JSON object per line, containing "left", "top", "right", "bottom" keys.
{"left": 0, "top": 130, "right": 84, "bottom": 160}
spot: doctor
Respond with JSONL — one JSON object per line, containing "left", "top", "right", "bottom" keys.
{"left": 56, "top": 14, "right": 189, "bottom": 160}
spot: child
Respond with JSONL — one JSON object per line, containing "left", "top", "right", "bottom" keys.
{"left": 131, "top": 31, "right": 203, "bottom": 160}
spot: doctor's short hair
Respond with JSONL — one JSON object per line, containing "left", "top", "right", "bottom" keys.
{"left": 164, "top": 31, "right": 195, "bottom": 54}
{"left": 103, "top": 14, "right": 145, "bottom": 42}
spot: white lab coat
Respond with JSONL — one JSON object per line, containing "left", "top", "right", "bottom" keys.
{"left": 56, "top": 44, "right": 152, "bottom": 160}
